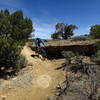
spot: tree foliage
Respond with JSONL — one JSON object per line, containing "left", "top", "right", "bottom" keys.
{"left": 0, "top": 36, "right": 21, "bottom": 71}
{"left": 51, "top": 23, "right": 78, "bottom": 39}
{"left": 0, "top": 9, "right": 33, "bottom": 73}
{"left": 92, "top": 41, "right": 100, "bottom": 64}
{"left": 63, "top": 24, "right": 78, "bottom": 39}
{"left": 90, "top": 24, "right": 100, "bottom": 39}
{"left": 0, "top": 9, "right": 34, "bottom": 44}
{"left": 51, "top": 32, "right": 60, "bottom": 39}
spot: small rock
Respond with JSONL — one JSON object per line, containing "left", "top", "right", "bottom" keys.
{"left": 8, "top": 86, "right": 12, "bottom": 89}
{"left": 6, "top": 75, "right": 10, "bottom": 80}
{"left": 1, "top": 95, "right": 6, "bottom": 99}
{"left": 1, "top": 67, "right": 5, "bottom": 70}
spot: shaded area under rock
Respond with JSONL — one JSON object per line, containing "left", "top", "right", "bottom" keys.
{"left": 30, "top": 44, "right": 96, "bottom": 59}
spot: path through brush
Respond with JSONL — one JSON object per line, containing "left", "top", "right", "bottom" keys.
{"left": 0, "top": 45, "right": 65, "bottom": 100}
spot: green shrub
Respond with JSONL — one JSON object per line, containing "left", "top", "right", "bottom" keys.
{"left": 51, "top": 33, "right": 60, "bottom": 39}
{"left": 94, "top": 41, "right": 100, "bottom": 50}
{"left": 14, "top": 55, "right": 27, "bottom": 72}
{"left": 0, "top": 9, "right": 34, "bottom": 46}
{"left": 62, "top": 51, "right": 75, "bottom": 58}
{"left": 0, "top": 36, "right": 26, "bottom": 72}
{"left": 90, "top": 24, "right": 100, "bottom": 39}
{"left": 55, "top": 51, "right": 100, "bottom": 100}
{"left": 92, "top": 50, "right": 100, "bottom": 64}
{"left": 71, "top": 35, "right": 90, "bottom": 41}
{"left": 44, "top": 39, "right": 48, "bottom": 42}
{"left": 92, "top": 41, "right": 100, "bottom": 64}
{"left": 61, "top": 51, "right": 76, "bottom": 68}
{"left": 0, "top": 9, "right": 32, "bottom": 74}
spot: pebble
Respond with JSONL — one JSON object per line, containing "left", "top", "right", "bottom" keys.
{"left": 1, "top": 95, "right": 6, "bottom": 99}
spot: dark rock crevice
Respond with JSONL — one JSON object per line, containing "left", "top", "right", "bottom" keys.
{"left": 30, "top": 44, "right": 96, "bottom": 59}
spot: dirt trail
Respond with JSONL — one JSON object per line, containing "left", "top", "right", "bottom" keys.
{"left": 0, "top": 45, "right": 65, "bottom": 100}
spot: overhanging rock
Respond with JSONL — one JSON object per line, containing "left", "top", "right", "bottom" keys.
{"left": 30, "top": 44, "right": 96, "bottom": 59}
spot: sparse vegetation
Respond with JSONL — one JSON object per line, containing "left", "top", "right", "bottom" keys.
{"left": 51, "top": 32, "right": 60, "bottom": 39}
{"left": 94, "top": 41, "right": 100, "bottom": 50}
{"left": 53, "top": 51, "right": 100, "bottom": 100}
{"left": 71, "top": 35, "right": 90, "bottom": 41}
{"left": 61, "top": 51, "right": 76, "bottom": 65}
{"left": 90, "top": 24, "right": 100, "bottom": 39}
{"left": 92, "top": 50, "right": 100, "bottom": 64}
{"left": 92, "top": 41, "right": 100, "bottom": 64}
{"left": 0, "top": 36, "right": 21, "bottom": 72}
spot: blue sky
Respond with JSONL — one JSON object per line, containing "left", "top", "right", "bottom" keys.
{"left": 0, "top": 0, "right": 100, "bottom": 39}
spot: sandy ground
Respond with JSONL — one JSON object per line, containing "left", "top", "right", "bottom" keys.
{"left": 0, "top": 45, "right": 66, "bottom": 100}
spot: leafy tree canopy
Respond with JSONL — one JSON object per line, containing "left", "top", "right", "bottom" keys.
{"left": 52, "top": 23, "right": 78, "bottom": 39}
{"left": 0, "top": 9, "right": 34, "bottom": 72}
{"left": 90, "top": 24, "right": 100, "bottom": 39}
{"left": 0, "top": 9, "right": 34, "bottom": 45}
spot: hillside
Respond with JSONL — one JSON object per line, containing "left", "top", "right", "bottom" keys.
{"left": 29, "top": 39, "right": 100, "bottom": 59}
{"left": 0, "top": 45, "right": 65, "bottom": 100}
{"left": 0, "top": 39, "right": 100, "bottom": 100}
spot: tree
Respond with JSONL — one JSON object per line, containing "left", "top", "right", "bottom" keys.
{"left": 56, "top": 23, "right": 65, "bottom": 33}
{"left": 0, "top": 9, "right": 34, "bottom": 44}
{"left": 10, "top": 10, "right": 34, "bottom": 43}
{"left": 4, "top": 8, "right": 10, "bottom": 17}
{"left": 0, "top": 9, "right": 34, "bottom": 73}
{"left": 90, "top": 24, "right": 100, "bottom": 39}
{"left": 63, "top": 24, "right": 78, "bottom": 39}
{"left": 0, "top": 36, "right": 20, "bottom": 71}
{"left": 53, "top": 23, "right": 78, "bottom": 39}
{"left": 51, "top": 32, "right": 60, "bottom": 39}
{"left": 0, "top": 16, "right": 12, "bottom": 37}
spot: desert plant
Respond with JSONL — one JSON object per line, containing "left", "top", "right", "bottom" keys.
{"left": 92, "top": 41, "right": 100, "bottom": 64}
{"left": 62, "top": 51, "right": 75, "bottom": 58}
{"left": 51, "top": 33, "right": 60, "bottom": 39}
{"left": 55, "top": 64, "right": 100, "bottom": 100}
{"left": 0, "top": 9, "right": 31, "bottom": 74}
{"left": 0, "top": 9, "right": 34, "bottom": 45}
{"left": 62, "top": 51, "right": 76, "bottom": 65}
{"left": 13, "top": 55, "right": 27, "bottom": 72}
{"left": 71, "top": 35, "right": 90, "bottom": 41}
{"left": 92, "top": 50, "right": 100, "bottom": 64}
{"left": 55, "top": 51, "right": 100, "bottom": 100}
{"left": 94, "top": 41, "right": 100, "bottom": 50}
{"left": 90, "top": 24, "right": 100, "bottom": 39}
{"left": 0, "top": 36, "right": 23, "bottom": 72}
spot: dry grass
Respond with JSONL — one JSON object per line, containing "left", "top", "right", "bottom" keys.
{"left": 29, "top": 39, "right": 100, "bottom": 47}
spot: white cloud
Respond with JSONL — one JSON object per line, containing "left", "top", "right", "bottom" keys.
{"left": 34, "top": 23, "right": 55, "bottom": 39}
{"left": 32, "top": 18, "right": 58, "bottom": 39}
